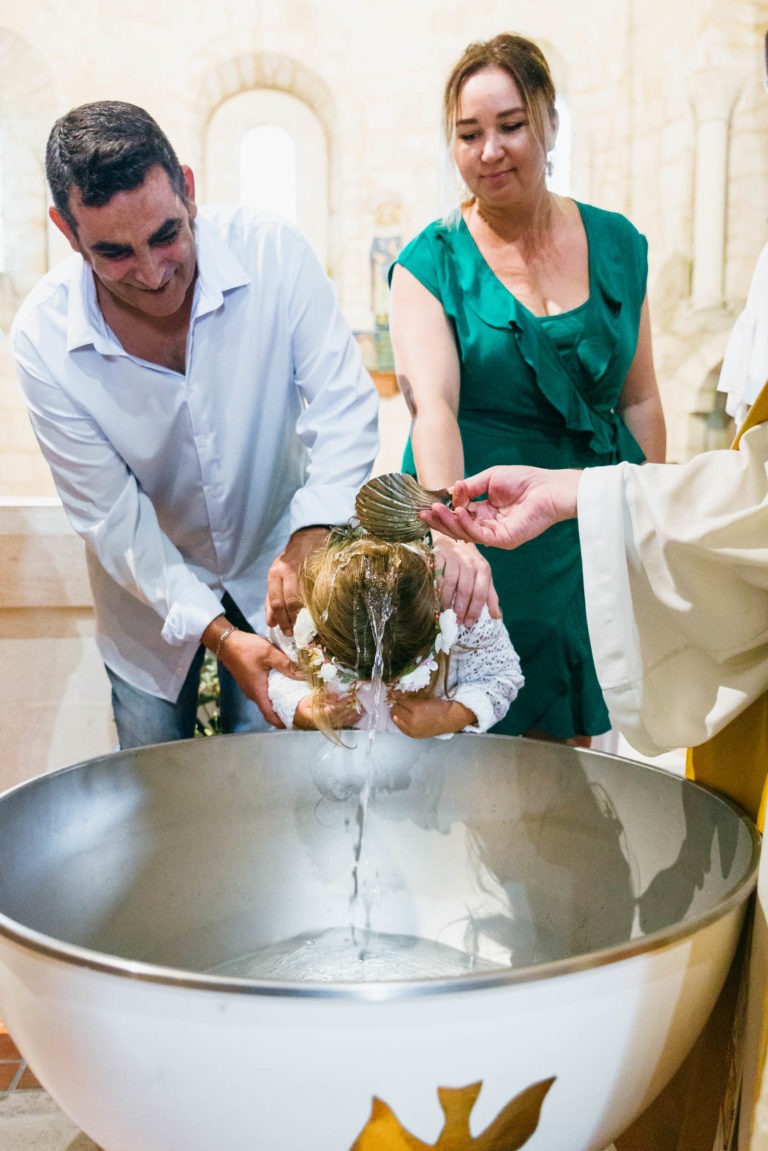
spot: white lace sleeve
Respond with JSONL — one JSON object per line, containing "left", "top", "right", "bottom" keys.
{"left": 447, "top": 606, "right": 524, "bottom": 733}
{"left": 266, "top": 625, "right": 312, "bottom": 729}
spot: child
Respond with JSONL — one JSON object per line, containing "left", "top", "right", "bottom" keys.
{"left": 267, "top": 527, "right": 523, "bottom": 738}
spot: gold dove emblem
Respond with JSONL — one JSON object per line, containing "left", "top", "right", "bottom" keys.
{"left": 351, "top": 1076, "right": 556, "bottom": 1150}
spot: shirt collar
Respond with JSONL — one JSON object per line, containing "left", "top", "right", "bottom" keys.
{"left": 192, "top": 212, "right": 252, "bottom": 317}
{"left": 64, "top": 212, "right": 252, "bottom": 353}
{"left": 66, "top": 258, "right": 113, "bottom": 354}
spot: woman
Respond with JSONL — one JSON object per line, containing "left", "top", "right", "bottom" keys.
{"left": 389, "top": 32, "right": 666, "bottom": 745}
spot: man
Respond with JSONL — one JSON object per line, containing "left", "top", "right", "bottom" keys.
{"left": 11, "top": 101, "right": 379, "bottom": 747}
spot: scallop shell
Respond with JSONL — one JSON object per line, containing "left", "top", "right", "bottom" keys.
{"left": 354, "top": 473, "right": 452, "bottom": 541}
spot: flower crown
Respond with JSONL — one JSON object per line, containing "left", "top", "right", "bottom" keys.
{"left": 293, "top": 606, "right": 459, "bottom": 694}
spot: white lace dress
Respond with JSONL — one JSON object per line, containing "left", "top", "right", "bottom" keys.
{"left": 267, "top": 605, "right": 524, "bottom": 736}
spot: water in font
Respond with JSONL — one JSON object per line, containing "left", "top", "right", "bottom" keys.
{"left": 208, "top": 926, "right": 506, "bottom": 983}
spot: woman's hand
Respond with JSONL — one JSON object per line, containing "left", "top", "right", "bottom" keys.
{"left": 389, "top": 695, "right": 476, "bottom": 738}
{"left": 432, "top": 533, "right": 500, "bottom": 625}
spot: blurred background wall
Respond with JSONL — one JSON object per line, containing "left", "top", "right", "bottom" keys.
{"left": 0, "top": 0, "right": 766, "bottom": 482}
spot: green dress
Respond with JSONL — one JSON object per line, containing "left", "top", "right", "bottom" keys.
{"left": 393, "top": 202, "right": 648, "bottom": 738}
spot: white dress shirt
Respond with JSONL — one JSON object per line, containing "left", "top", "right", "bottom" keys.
{"left": 11, "top": 207, "right": 379, "bottom": 701}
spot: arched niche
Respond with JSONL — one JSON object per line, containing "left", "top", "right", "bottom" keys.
{"left": 205, "top": 88, "right": 328, "bottom": 268}
{"left": 195, "top": 53, "right": 337, "bottom": 275}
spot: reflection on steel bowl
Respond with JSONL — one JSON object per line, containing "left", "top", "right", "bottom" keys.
{"left": 0, "top": 732, "right": 758, "bottom": 1151}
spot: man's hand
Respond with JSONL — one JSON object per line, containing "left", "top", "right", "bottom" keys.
{"left": 421, "top": 467, "right": 582, "bottom": 550}
{"left": 389, "top": 695, "right": 475, "bottom": 738}
{"left": 201, "top": 618, "right": 297, "bottom": 728}
{"left": 432, "top": 533, "right": 500, "bottom": 625}
{"left": 266, "top": 526, "right": 330, "bottom": 633}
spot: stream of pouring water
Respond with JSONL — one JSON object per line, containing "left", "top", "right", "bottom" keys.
{"left": 348, "top": 557, "right": 392, "bottom": 957}
{"left": 208, "top": 555, "right": 508, "bottom": 983}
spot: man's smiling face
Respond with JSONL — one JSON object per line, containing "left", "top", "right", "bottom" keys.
{"left": 51, "top": 163, "right": 198, "bottom": 321}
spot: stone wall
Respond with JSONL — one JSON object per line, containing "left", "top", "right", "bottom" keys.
{"left": 0, "top": 0, "right": 766, "bottom": 483}
{"left": 0, "top": 502, "right": 114, "bottom": 791}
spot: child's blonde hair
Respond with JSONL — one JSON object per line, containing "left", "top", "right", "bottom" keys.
{"left": 296, "top": 528, "right": 449, "bottom": 711}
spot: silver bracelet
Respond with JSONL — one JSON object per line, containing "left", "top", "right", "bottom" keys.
{"left": 214, "top": 624, "right": 239, "bottom": 661}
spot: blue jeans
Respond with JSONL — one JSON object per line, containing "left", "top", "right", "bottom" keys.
{"left": 106, "top": 646, "right": 272, "bottom": 750}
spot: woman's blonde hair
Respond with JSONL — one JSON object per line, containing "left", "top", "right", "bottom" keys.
{"left": 296, "top": 530, "right": 448, "bottom": 727}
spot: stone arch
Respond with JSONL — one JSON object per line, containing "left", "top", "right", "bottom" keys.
{"left": 0, "top": 27, "right": 57, "bottom": 324}
{"left": 192, "top": 52, "right": 341, "bottom": 276}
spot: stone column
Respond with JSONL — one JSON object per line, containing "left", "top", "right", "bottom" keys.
{"left": 687, "top": 68, "right": 742, "bottom": 310}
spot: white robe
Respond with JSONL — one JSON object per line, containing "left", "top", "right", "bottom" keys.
{"left": 577, "top": 422, "right": 768, "bottom": 758}
{"left": 717, "top": 243, "right": 768, "bottom": 425}
{"left": 577, "top": 427, "right": 768, "bottom": 1151}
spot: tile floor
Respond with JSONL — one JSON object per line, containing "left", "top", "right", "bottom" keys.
{"left": 1, "top": 1023, "right": 41, "bottom": 1092}
{"left": 0, "top": 1021, "right": 99, "bottom": 1150}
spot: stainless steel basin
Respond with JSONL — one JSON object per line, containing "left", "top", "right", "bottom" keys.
{"left": 0, "top": 732, "right": 758, "bottom": 1150}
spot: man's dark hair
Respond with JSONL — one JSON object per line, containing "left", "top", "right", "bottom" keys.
{"left": 46, "top": 100, "right": 187, "bottom": 231}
